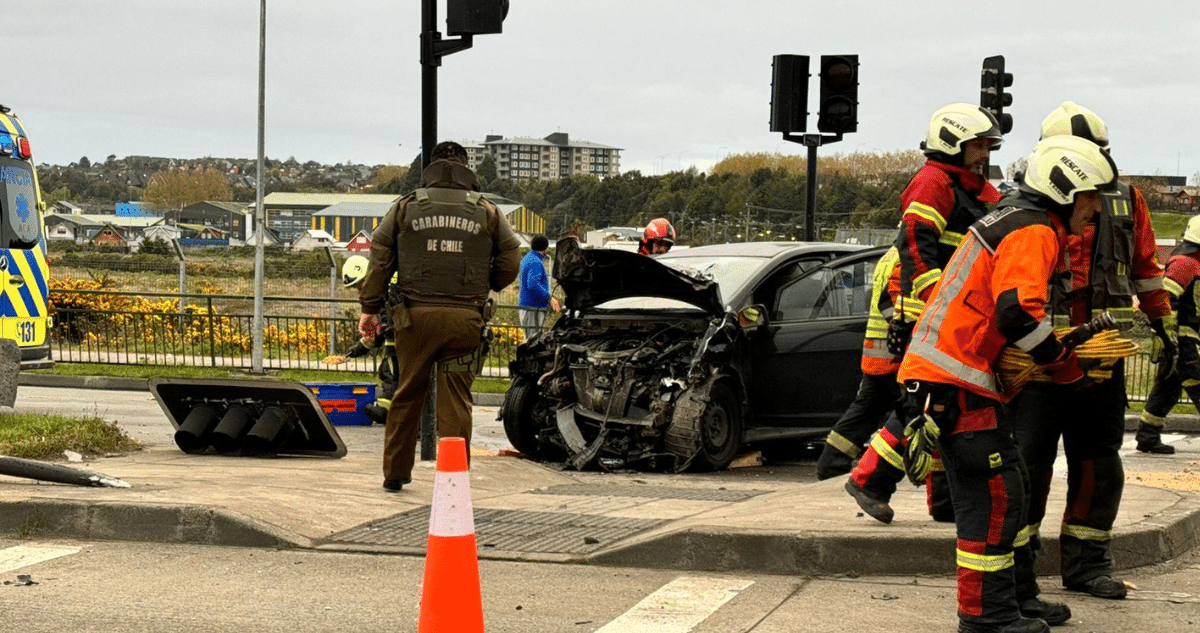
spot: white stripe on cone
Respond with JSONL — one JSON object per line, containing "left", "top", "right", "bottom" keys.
{"left": 428, "top": 470, "right": 474, "bottom": 537}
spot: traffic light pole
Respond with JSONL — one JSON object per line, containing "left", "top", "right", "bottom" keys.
{"left": 781, "top": 132, "right": 842, "bottom": 242}
{"left": 418, "top": 0, "right": 474, "bottom": 459}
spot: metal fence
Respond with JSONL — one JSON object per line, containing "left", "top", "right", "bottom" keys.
{"left": 48, "top": 288, "right": 535, "bottom": 379}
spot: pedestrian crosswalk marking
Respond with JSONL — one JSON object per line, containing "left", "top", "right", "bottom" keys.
{"left": 595, "top": 575, "right": 754, "bottom": 632}
{"left": 0, "top": 545, "right": 80, "bottom": 574}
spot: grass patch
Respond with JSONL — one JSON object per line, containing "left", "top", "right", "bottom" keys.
{"left": 0, "top": 411, "right": 140, "bottom": 460}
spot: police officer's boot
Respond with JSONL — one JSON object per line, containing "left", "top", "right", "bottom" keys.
{"left": 1135, "top": 421, "right": 1175, "bottom": 454}
{"left": 958, "top": 616, "right": 1050, "bottom": 633}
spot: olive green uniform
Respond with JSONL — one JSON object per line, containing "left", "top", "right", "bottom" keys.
{"left": 360, "top": 160, "right": 520, "bottom": 482}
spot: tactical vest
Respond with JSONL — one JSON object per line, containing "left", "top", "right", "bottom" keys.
{"left": 393, "top": 187, "right": 494, "bottom": 305}
{"left": 1048, "top": 182, "right": 1138, "bottom": 329}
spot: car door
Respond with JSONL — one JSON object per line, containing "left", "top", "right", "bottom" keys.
{"left": 749, "top": 248, "right": 882, "bottom": 430}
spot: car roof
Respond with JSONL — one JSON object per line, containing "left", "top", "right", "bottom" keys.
{"left": 657, "top": 241, "right": 866, "bottom": 260}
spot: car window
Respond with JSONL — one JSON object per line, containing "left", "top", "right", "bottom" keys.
{"left": 775, "top": 257, "right": 876, "bottom": 321}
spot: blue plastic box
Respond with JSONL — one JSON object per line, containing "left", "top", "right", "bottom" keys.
{"left": 305, "top": 382, "right": 376, "bottom": 426}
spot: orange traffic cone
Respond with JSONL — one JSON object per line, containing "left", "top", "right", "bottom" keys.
{"left": 418, "top": 437, "right": 484, "bottom": 633}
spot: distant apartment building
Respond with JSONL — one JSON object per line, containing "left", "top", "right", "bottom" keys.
{"left": 463, "top": 132, "right": 621, "bottom": 182}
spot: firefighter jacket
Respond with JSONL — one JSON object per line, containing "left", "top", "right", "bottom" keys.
{"left": 898, "top": 201, "right": 1070, "bottom": 403}
{"left": 894, "top": 160, "right": 1001, "bottom": 312}
{"left": 861, "top": 246, "right": 902, "bottom": 376}
{"left": 1163, "top": 245, "right": 1200, "bottom": 339}
{"left": 360, "top": 160, "right": 521, "bottom": 314}
{"left": 1054, "top": 183, "right": 1168, "bottom": 328}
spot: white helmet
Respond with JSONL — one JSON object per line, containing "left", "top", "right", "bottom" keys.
{"left": 923, "top": 103, "right": 1004, "bottom": 157}
{"left": 1183, "top": 215, "right": 1200, "bottom": 246}
{"left": 1021, "top": 136, "right": 1118, "bottom": 206}
{"left": 1039, "top": 101, "right": 1110, "bottom": 149}
{"left": 341, "top": 255, "right": 369, "bottom": 288}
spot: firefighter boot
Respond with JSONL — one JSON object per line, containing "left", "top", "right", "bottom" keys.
{"left": 1018, "top": 598, "right": 1071, "bottom": 626}
{"left": 958, "top": 616, "right": 1050, "bottom": 633}
{"left": 844, "top": 479, "right": 894, "bottom": 524}
{"left": 1135, "top": 421, "right": 1175, "bottom": 454}
{"left": 1067, "top": 575, "right": 1127, "bottom": 599}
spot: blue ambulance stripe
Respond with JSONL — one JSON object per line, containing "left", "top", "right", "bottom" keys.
{"left": 22, "top": 249, "right": 47, "bottom": 302}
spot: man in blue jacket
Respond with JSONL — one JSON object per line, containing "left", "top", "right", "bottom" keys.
{"left": 518, "top": 234, "right": 559, "bottom": 340}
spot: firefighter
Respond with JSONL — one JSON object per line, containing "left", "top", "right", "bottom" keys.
{"left": 638, "top": 218, "right": 675, "bottom": 255}
{"left": 338, "top": 255, "right": 398, "bottom": 424}
{"left": 1140, "top": 214, "right": 1200, "bottom": 452}
{"left": 900, "top": 135, "right": 1118, "bottom": 633}
{"left": 358, "top": 141, "right": 521, "bottom": 492}
{"left": 845, "top": 103, "right": 1003, "bottom": 523}
{"left": 815, "top": 247, "right": 902, "bottom": 481}
{"left": 1007, "top": 102, "right": 1173, "bottom": 603}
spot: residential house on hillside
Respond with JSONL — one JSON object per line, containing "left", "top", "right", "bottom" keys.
{"left": 91, "top": 225, "right": 130, "bottom": 250}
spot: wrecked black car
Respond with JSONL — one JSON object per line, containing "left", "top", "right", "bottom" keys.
{"left": 500, "top": 237, "right": 885, "bottom": 472}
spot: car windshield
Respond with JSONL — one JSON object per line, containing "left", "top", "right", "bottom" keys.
{"left": 594, "top": 255, "right": 769, "bottom": 311}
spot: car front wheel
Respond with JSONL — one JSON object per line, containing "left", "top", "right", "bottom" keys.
{"left": 666, "top": 381, "right": 743, "bottom": 471}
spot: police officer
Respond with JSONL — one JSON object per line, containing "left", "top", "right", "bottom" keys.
{"left": 846, "top": 103, "right": 1003, "bottom": 523}
{"left": 1140, "top": 215, "right": 1200, "bottom": 453}
{"left": 358, "top": 141, "right": 521, "bottom": 492}
{"left": 1008, "top": 102, "right": 1172, "bottom": 602}
{"left": 900, "top": 135, "right": 1118, "bottom": 633}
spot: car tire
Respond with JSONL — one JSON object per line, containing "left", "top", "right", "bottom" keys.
{"left": 501, "top": 377, "right": 563, "bottom": 460}
{"left": 666, "top": 381, "right": 743, "bottom": 471}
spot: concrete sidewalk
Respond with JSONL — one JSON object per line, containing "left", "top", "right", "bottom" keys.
{"left": 2, "top": 374, "right": 1200, "bottom": 578}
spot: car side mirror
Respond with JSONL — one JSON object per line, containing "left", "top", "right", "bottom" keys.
{"left": 738, "top": 304, "right": 767, "bottom": 329}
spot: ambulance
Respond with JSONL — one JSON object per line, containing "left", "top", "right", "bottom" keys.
{"left": 0, "top": 104, "right": 52, "bottom": 368}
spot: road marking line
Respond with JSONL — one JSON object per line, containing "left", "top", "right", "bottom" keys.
{"left": 0, "top": 545, "right": 81, "bottom": 574}
{"left": 595, "top": 575, "right": 754, "bottom": 633}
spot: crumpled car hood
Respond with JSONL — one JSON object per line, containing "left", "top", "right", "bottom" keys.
{"left": 552, "top": 237, "right": 722, "bottom": 315}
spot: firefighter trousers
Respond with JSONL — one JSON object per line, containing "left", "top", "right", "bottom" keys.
{"left": 816, "top": 372, "right": 899, "bottom": 479}
{"left": 1144, "top": 336, "right": 1200, "bottom": 420}
{"left": 1007, "top": 361, "right": 1127, "bottom": 591}
{"left": 917, "top": 383, "right": 1030, "bottom": 627}
{"left": 847, "top": 410, "right": 954, "bottom": 520}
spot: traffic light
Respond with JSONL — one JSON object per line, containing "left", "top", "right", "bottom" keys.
{"left": 817, "top": 55, "right": 858, "bottom": 135}
{"left": 150, "top": 377, "right": 348, "bottom": 458}
{"left": 769, "top": 54, "right": 809, "bottom": 134}
{"left": 980, "top": 55, "right": 1013, "bottom": 134}
{"left": 447, "top": 0, "right": 510, "bottom": 35}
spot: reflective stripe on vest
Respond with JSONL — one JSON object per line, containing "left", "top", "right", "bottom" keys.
{"left": 906, "top": 237, "right": 1001, "bottom": 395}
{"left": 956, "top": 548, "right": 1014, "bottom": 573}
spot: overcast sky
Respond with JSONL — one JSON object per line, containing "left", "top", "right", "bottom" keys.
{"left": 8, "top": 2, "right": 1199, "bottom": 182}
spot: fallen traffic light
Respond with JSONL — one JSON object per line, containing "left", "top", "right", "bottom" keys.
{"left": 150, "top": 377, "right": 347, "bottom": 458}
{"left": 817, "top": 55, "right": 858, "bottom": 135}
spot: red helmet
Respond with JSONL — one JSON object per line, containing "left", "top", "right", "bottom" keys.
{"left": 643, "top": 218, "right": 675, "bottom": 244}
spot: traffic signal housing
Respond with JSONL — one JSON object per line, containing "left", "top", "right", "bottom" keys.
{"left": 770, "top": 54, "right": 809, "bottom": 134}
{"left": 447, "top": 0, "right": 510, "bottom": 35}
{"left": 817, "top": 55, "right": 858, "bottom": 135}
{"left": 980, "top": 55, "right": 1013, "bottom": 134}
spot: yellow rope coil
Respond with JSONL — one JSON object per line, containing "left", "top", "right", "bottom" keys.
{"left": 997, "top": 329, "right": 1139, "bottom": 395}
